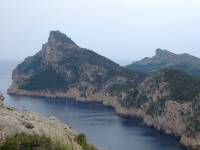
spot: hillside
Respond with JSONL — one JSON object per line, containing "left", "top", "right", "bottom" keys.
{"left": 126, "top": 49, "right": 200, "bottom": 78}
{"left": 8, "top": 30, "right": 146, "bottom": 105}
{"left": 0, "top": 92, "right": 97, "bottom": 150}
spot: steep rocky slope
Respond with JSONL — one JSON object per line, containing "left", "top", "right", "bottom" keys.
{"left": 8, "top": 31, "right": 200, "bottom": 150}
{"left": 126, "top": 49, "right": 200, "bottom": 78}
{"left": 136, "top": 70, "right": 200, "bottom": 149}
{"left": 8, "top": 30, "right": 146, "bottom": 105}
{"left": 0, "top": 108, "right": 82, "bottom": 150}
{"left": 0, "top": 93, "right": 97, "bottom": 150}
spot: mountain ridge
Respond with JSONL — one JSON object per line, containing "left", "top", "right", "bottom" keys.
{"left": 134, "top": 48, "right": 200, "bottom": 65}
{"left": 126, "top": 48, "right": 200, "bottom": 77}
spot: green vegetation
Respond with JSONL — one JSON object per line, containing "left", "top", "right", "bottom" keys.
{"left": 108, "top": 83, "right": 129, "bottom": 95}
{"left": 118, "top": 68, "right": 146, "bottom": 81}
{"left": 0, "top": 133, "right": 69, "bottom": 150}
{"left": 17, "top": 51, "right": 42, "bottom": 74}
{"left": 122, "top": 90, "right": 148, "bottom": 108}
{"left": 108, "top": 83, "right": 149, "bottom": 108}
{"left": 126, "top": 61, "right": 200, "bottom": 79}
{"left": 75, "top": 133, "right": 97, "bottom": 150}
{"left": 126, "top": 63, "right": 167, "bottom": 74}
{"left": 146, "top": 100, "right": 166, "bottom": 116}
{"left": 163, "top": 69, "right": 200, "bottom": 102}
{"left": 20, "top": 68, "right": 68, "bottom": 90}
{"left": 186, "top": 119, "right": 200, "bottom": 137}
{"left": 107, "top": 82, "right": 132, "bottom": 99}
{"left": 169, "top": 63, "right": 200, "bottom": 79}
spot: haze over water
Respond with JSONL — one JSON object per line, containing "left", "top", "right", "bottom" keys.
{"left": 1, "top": 0, "right": 200, "bottom": 65}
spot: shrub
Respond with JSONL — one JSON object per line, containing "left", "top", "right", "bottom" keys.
{"left": 20, "top": 68, "right": 68, "bottom": 90}
{"left": 163, "top": 69, "right": 200, "bottom": 102}
{"left": 0, "top": 133, "right": 69, "bottom": 150}
{"left": 186, "top": 119, "right": 200, "bottom": 137}
{"left": 146, "top": 100, "right": 166, "bottom": 116}
{"left": 75, "top": 133, "right": 97, "bottom": 150}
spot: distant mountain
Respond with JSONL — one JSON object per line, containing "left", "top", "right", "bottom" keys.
{"left": 8, "top": 31, "right": 200, "bottom": 149}
{"left": 126, "top": 49, "right": 200, "bottom": 77}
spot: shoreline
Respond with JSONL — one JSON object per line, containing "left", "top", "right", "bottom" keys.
{"left": 7, "top": 89, "right": 192, "bottom": 150}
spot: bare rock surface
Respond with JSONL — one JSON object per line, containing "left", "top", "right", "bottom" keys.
{"left": 0, "top": 92, "right": 4, "bottom": 106}
{"left": 0, "top": 93, "right": 83, "bottom": 150}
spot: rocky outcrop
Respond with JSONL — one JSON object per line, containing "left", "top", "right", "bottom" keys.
{"left": 8, "top": 31, "right": 200, "bottom": 150}
{"left": 134, "top": 49, "right": 200, "bottom": 66}
{"left": 0, "top": 92, "right": 4, "bottom": 106}
{"left": 0, "top": 107, "right": 82, "bottom": 150}
{"left": 0, "top": 94, "right": 99, "bottom": 150}
{"left": 126, "top": 49, "right": 200, "bottom": 78}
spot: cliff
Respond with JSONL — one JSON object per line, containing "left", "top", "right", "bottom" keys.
{"left": 8, "top": 30, "right": 146, "bottom": 107}
{"left": 8, "top": 31, "right": 200, "bottom": 150}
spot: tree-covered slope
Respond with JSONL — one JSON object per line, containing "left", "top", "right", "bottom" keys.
{"left": 126, "top": 49, "right": 200, "bottom": 78}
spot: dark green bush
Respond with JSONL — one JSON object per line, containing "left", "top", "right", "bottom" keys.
{"left": 146, "top": 100, "right": 166, "bottom": 116}
{"left": 121, "top": 89, "right": 148, "bottom": 108}
{"left": 0, "top": 133, "right": 69, "bottom": 150}
{"left": 75, "top": 133, "right": 97, "bottom": 150}
{"left": 20, "top": 68, "right": 68, "bottom": 90}
{"left": 108, "top": 83, "right": 129, "bottom": 94}
{"left": 163, "top": 69, "right": 200, "bottom": 102}
{"left": 186, "top": 119, "right": 200, "bottom": 137}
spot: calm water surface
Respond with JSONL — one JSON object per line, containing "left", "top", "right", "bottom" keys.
{"left": 0, "top": 62, "right": 187, "bottom": 150}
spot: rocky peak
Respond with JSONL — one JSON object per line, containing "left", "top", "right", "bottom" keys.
{"left": 155, "top": 48, "right": 165, "bottom": 55}
{"left": 9, "top": 30, "right": 126, "bottom": 91}
{"left": 154, "top": 49, "right": 200, "bottom": 65}
{"left": 48, "top": 30, "right": 77, "bottom": 49}
{"left": 155, "top": 49, "right": 175, "bottom": 57}
{"left": 132, "top": 48, "right": 200, "bottom": 66}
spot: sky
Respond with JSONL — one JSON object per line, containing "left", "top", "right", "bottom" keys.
{"left": 1, "top": 0, "right": 200, "bottom": 65}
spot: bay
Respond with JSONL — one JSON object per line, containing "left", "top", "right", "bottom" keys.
{"left": 0, "top": 62, "right": 186, "bottom": 150}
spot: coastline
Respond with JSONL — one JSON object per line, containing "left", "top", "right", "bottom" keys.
{"left": 7, "top": 88, "right": 195, "bottom": 150}
{"left": 0, "top": 98, "right": 82, "bottom": 150}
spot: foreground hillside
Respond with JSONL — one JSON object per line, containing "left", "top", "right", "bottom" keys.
{"left": 8, "top": 31, "right": 200, "bottom": 150}
{"left": 0, "top": 93, "right": 97, "bottom": 150}
{"left": 126, "top": 48, "right": 200, "bottom": 78}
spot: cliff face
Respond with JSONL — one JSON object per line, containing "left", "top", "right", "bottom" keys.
{"left": 126, "top": 49, "right": 200, "bottom": 78}
{"left": 8, "top": 31, "right": 200, "bottom": 150}
{"left": 9, "top": 30, "right": 146, "bottom": 106}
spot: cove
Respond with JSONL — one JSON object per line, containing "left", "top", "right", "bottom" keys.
{"left": 0, "top": 62, "right": 187, "bottom": 150}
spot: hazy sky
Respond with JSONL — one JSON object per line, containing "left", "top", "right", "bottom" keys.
{"left": 1, "top": 0, "right": 200, "bottom": 65}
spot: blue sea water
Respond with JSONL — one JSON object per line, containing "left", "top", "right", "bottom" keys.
{"left": 0, "top": 62, "right": 187, "bottom": 150}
